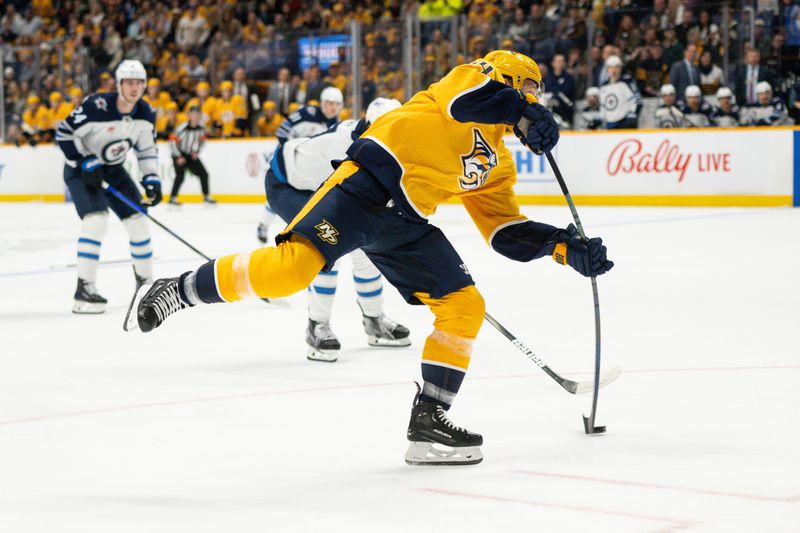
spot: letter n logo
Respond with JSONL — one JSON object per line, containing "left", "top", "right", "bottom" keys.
{"left": 314, "top": 219, "right": 339, "bottom": 245}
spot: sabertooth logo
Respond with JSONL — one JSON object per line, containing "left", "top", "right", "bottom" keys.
{"left": 459, "top": 128, "right": 497, "bottom": 191}
{"left": 314, "top": 219, "right": 339, "bottom": 245}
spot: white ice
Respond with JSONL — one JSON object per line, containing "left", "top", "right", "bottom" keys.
{"left": 1, "top": 202, "right": 799, "bottom": 533}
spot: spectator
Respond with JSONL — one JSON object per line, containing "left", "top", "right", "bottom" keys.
{"left": 661, "top": 27, "right": 684, "bottom": 66}
{"left": 594, "top": 44, "right": 619, "bottom": 86}
{"left": 16, "top": 8, "right": 43, "bottom": 38}
{"left": 668, "top": 43, "right": 700, "bottom": 100}
{"left": 243, "top": 10, "right": 267, "bottom": 44}
{"left": 507, "top": 8, "right": 530, "bottom": 52}
{"left": 219, "top": 8, "right": 243, "bottom": 43}
{"left": 212, "top": 80, "right": 247, "bottom": 137}
{"left": 753, "top": 19, "right": 772, "bottom": 57}
{"left": 678, "top": 85, "right": 713, "bottom": 127}
{"left": 183, "top": 53, "right": 207, "bottom": 85}
{"left": 21, "top": 94, "right": 49, "bottom": 145}
{"left": 267, "top": 67, "right": 298, "bottom": 116}
{"left": 711, "top": 87, "right": 740, "bottom": 128}
{"left": 599, "top": 55, "right": 641, "bottom": 129}
{"left": 232, "top": 67, "right": 256, "bottom": 120}
{"left": 528, "top": 3, "right": 556, "bottom": 61}
{"left": 698, "top": 50, "right": 724, "bottom": 96}
{"left": 674, "top": 8, "right": 695, "bottom": 46}
{"left": 654, "top": 84, "right": 687, "bottom": 128}
{"left": 735, "top": 49, "right": 773, "bottom": 107}
{"left": 176, "top": 4, "right": 210, "bottom": 51}
{"left": 300, "top": 64, "right": 326, "bottom": 104}
{"left": 578, "top": 86, "right": 603, "bottom": 130}
{"left": 48, "top": 91, "right": 72, "bottom": 127}
{"left": 256, "top": 100, "right": 283, "bottom": 137}
{"left": 184, "top": 81, "right": 218, "bottom": 125}
{"left": 543, "top": 54, "right": 576, "bottom": 126}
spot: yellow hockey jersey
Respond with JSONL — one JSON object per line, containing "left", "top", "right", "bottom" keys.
{"left": 22, "top": 106, "right": 51, "bottom": 133}
{"left": 212, "top": 95, "right": 246, "bottom": 137}
{"left": 347, "top": 60, "right": 537, "bottom": 248}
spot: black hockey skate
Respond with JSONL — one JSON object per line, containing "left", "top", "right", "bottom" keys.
{"left": 363, "top": 314, "right": 411, "bottom": 347}
{"left": 306, "top": 319, "right": 341, "bottom": 362}
{"left": 256, "top": 222, "right": 269, "bottom": 244}
{"left": 73, "top": 278, "right": 107, "bottom": 314}
{"left": 405, "top": 382, "right": 483, "bottom": 466}
{"left": 203, "top": 196, "right": 217, "bottom": 205}
{"left": 123, "top": 276, "right": 192, "bottom": 332}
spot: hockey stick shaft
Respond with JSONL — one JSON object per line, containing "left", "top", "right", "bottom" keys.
{"left": 543, "top": 151, "right": 605, "bottom": 433}
{"left": 104, "top": 184, "right": 211, "bottom": 261}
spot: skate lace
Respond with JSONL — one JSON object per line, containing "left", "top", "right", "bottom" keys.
{"left": 316, "top": 322, "right": 337, "bottom": 341}
{"left": 435, "top": 406, "right": 465, "bottom": 433}
{"left": 153, "top": 284, "right": 184, "bottom": 323}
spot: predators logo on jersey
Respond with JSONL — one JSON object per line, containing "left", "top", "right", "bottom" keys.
{"left": 458, "top": 128, "right": 497, "bottom": 191}
{"left": 315, "top": 219, "right": 339, "bottom": 245}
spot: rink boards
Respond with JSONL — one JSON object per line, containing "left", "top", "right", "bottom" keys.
{"left": 1, "top": 126, "right": 798, "bottom": 207}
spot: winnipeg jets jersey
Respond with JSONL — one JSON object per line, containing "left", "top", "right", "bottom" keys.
{"left": 275, "top": 105, "right": 338, "bottom": 145}
{"left": 743, "top": 97, "right": 791, "bottom": 126}
{"left": 678, "top": 101, "right": 714, "bottom": 128}
{"left": 579, "top": 104, "right": 603, "bottom": 130}
{"left": 711, "top": 105, "right": 740, "bottom": 128}
{"left": 55, "top": 93, "right": 158, "bottom": 180}
{"left": 599, "top": 75, "right": 642, "bottom": 126}
{"left": 280, "top": 119, "right": 367, "bottom": 191}
{"left": 654, "top": 104, "right": 687, "bottom": 128}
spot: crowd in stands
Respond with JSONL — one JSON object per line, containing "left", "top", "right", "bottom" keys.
{"left": 1, "top": 0, "right": 798, "bottom": 145}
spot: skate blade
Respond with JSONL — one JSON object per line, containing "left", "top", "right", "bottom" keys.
{"left": 72, "top": 301, "right": 106, "bottom": 314}
{"left": 307, "top": 345, "right": 339, "bottom": 363}
{"left": 404, "top": 442, "right": 483, "bottom": 466}
{"left": 123, "top": 284, "right": 151, "bottom": 332}
{"left": 367, "top": 335, "right": 412, "bottom": 348}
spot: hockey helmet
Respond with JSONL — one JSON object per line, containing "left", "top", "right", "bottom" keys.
{"left": 684, "top": 85, "right": 702, "bottom": 98}
{"left": 482, "top": 50, "right": 542, "bottom": 93}
{"left": 715, "top": 87, "right": 733, "bottom": 100}
{"left": 320, "top": 86, "right": 344, "bottom": 104}
{"left": 585, "top": 87, "right": 600, "bottom": 98}
{"left": 659, "top": 84, "right": 676, "bottom": 96}
{"left": 365, "top": 97, "right": 401, "bottom": 124}
{"left": 755, "top": 81, "right": 772, "bottom": 94}
{"left": 115, "top": 60, "right": 147, "bottom": 86}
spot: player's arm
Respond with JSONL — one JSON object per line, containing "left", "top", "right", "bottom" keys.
{"left": 287, "top": 120, "right": 357, "bottom": 191}
{"left": 135, "top": 109, "right": 163, "bottom": 205}
{"left": 275, "top": 108, "right": 306, "bottom": 144}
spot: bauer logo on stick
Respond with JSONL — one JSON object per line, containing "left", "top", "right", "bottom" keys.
{"left": 315, "top": 220, "right": 339, "bottom": 245}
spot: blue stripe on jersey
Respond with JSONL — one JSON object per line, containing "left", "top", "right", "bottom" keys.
{"left": 77, "top": 252, "right": 100, "bottom": 260}
{"left": 78, "top": 237, "right": 102, "bottom": 246}
{"left": 131, "top": 251, "right": 153, "bottom": 259}
{"left": 357, "top": 288, "right": 382, "bottom": 298}
{"left": 317, "top": 270, "right": 338, "bottom": 276}
{"left": 353, "top": 274, "right": 381, "bottom": 283}
{"left": 129, "top": 239, "right": 151, "bottom": 247}
{"left": 312, "top": 286, "right": 336, "bottom": 295}
{"left": 137, "top": 156, "right": 158, "bottom": 160}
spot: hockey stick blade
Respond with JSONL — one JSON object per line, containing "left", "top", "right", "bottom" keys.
{"left": 571, "top": 365, "right": 621, "bottom": 394}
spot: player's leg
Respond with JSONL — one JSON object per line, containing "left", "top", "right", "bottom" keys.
{"left": 363, "top": 223, "right": 483, "bottom": 464}
{"left": 64, "top": 164, "right": 110, "bottom": 314}
{"left": 169, "top": 157, "right": 185, "bottom": 206}
{"left": 306, "top": 259, "right": 342, "bottom": 362}
{"left": 349, "top": 248, "right": 410, "bottom": 348}
{"left": 105, "top": 167, "right": 154, "bottom": 290}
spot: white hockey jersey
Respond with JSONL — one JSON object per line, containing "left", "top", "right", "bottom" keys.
{"left": 654, "top": 105, "right": 687, "bottom": 128}
{"left": 55, "top": 93, "right": 158, "bottom": 180}
{"left": 599, "top": 75, "right": 642, "bottom": 126}
{"left": 280, "top": 119, "right": 365, "bottom": 191}
{"left": 275, "top": 104, "right": 339, "bottom": 145}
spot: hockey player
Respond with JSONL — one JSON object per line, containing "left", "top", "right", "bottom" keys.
{"left": 578, "top": 87, "right": 603, "bottom": 130}
{"left": 125, "top": 51, "right": 613, "bottom": 465}
{"left": 710, "top": 87, "right": 740, "bottom": 128}
{"left": 599, "top": 55, "right": 642, "bottom": 129}
{"left": 266, "top": 97, "right": 410, "bottom": 362}
{"left": 168, "top": 106, "right": 214, "bottom": 205}
{"left": 678, "top": 85, "right": 714, "bottom": 128}
{"left": 654, "top": 84, "right": 687, "bottom": 128}
{"left": 747, "top": 82, "right": 791, "bottom": 126}
{"left": 56, "top": 59, "right": 162, "bottom": 314}
{"left": 257, "top": 87, "right": 343, "bottom": 244}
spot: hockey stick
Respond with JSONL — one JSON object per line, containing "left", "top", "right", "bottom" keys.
{"left": 543, "top": 150, "right": 608, "bottom": 435}
{"left": 484, "top": 312, "right": 620, "bottom": 394}
{"left": 104, "top": 184, "right": 285, "bottom": 306}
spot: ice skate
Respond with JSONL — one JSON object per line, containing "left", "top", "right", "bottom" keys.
{"left": 306, "top": 319, "right": 340, "bottom": 362}
{"left": 168, "top": 197, "right": 181, "bottom": 206}
{"left": 363, "top": 314, "right": 411, "bottom": 347}
{"left": 256, "top": 222, "right": 269, "bottom": 244}
{"left": 72, "top": 279, "right": 107, "bottom": 314}
{"left": 203, "top": 196, "right": 217, "bottom": 205}
{"left": 405, "top": 383, "right": 483, "bottom": 466}
{"left": 133, "top": 267, "right": 152, "bottom": 292}
{"left": 123, "top": 276, "right": 192, "bottom": 332}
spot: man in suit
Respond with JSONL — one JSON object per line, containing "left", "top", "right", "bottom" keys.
{"left": 668, "top": 44, "right": 700, "bottom": 100}
{"left": 267, "top": 67, "right": 298, "bottom": 116}
{"left": 735, "top": 49, "right": 772, "bottom": 107}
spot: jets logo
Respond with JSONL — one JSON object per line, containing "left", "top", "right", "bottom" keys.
{"left": 94, "top": 97, "right": 108, "bottom": 111}
{"left": 314, "top": 219, "right": 339, "bottom": 245}
{"left": 602, "top": 92, "right": 619, "bottom": 112}
{"left": 459, "top": 129, "right": 497, "bottom": 191}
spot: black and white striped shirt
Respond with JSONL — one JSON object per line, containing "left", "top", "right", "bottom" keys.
{"left": 169, "top": 121, "right": 206, "bottom": 157}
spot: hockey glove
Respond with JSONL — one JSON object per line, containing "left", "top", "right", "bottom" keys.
{"left": 552, "top": 224, "right": 614, "bottom": 277}
{"left": 141, "top": 177, "right": 163, "bottom": 206}
{"left": 519, "top": 103, "right": 560, "bottom": 154}
{"left": 79, "top": 156, "right": 105, "bottom": 189}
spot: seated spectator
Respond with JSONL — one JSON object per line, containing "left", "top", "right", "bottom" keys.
{"left": 698, "top": 50, "right": 724, "bottom": 96}
{"left": 661, "top": 26, "right": 683, "bottom": 66}
{"left": 579, "top": 86, "right": 603, "bottom": 130}
{"left": 21, "top": 94, "right": 49, "bottom": 145}
{"left": 256, "top": 100, "right": 283, "bottom": 137}
{"left": 212, "top": 80, "right": 247, "bottom": 137}
{"left": 48, "top": 91, "right": 72, "bottom": 127}
{"left": 668, "top": 43, "right": 700, "bottom": 101}
{"left": 243, "top": 10, "right": 267, "bottom": 44}
{"left": 67, "top": 86, "right": 83, "bottom": 108}
{"left": 183, "top": 81, "right": 218, "bottom": 126}
{"left": 654, "top": 83, "right": 687, "bottom": 128}
{"left": 507, "top": 7, "right": 530, "bottom": 52}
{"left": 142, "top": 78, "right": 161, "bottom": 109}
{"left": 710, "top": 87, "right": 740, "bottom": 128}
{"left": 746, "top": 81, "right": 792, "bottom": 126}
{"left": 558, "top": 6, "right": 586, "bottom": 54}
{"left": 678, "top": 85, "right": 714, "bottom": 127}
{"left": 527, "top": 3, "right": 556, "bottom": 61}
{"left": 543, "top": 53, "right": 576, "bottom": 127}
{"left": 176, "top": 4, "right": 210, "bottom": 51}
{"left": 599, "top": 55, "right": 641, "bottom": 129}
{"left": 183, "top": 53, "right": 207, "bottom": 86}
{"left": 157, "top": 101, "right": 181, "bottom": 140}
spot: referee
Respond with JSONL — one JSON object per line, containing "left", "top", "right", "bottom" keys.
{"left": 168, "top": 106, "right": 215, "bottom": 205}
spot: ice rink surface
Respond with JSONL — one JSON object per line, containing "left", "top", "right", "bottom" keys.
{"left": 1, "top": 201, "right": 798, "bottom": 532}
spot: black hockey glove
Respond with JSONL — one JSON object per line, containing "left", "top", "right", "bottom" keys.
{"left": 141, "top": 177, "right": 163, "bottom": 206}
{"left": 79, "top": 156, "right": 105, "bottom": 189}
{"left": 551, "top": 224, "right": 613, "bottom": 277}
{"left": 519, "top": 103, "right": 560, "bottom": 154}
